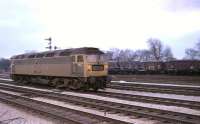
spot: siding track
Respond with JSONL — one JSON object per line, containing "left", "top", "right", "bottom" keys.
{"left": 108, "top": 82, "right": 200, "bottom": 96}
{"left": 93, "top": 91, "right": 200, "bottom": 110}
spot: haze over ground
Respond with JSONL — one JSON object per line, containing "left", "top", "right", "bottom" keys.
{"left": 0, "top": 0, "right": 200, "bottom": 59}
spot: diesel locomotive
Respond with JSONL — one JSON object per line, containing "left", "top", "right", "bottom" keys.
{"left": 10, "top": 47, "right": 109, "bottom": 90}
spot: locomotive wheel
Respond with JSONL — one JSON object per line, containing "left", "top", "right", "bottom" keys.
{"left": 93, "top": 87, "right": 99, "bottom": 91}
{"left": 22, "top": 78, "right": 30, "bottom": 84}
{"left": 55, "top": 79, "right": 67, "bottom": 88}
{"left": 69, "top": 79, "right": 82, "bottom": 90}
{"left": 16, "top": 76, "right": 24, "bottom": 84}
{"left": 63, "top": 79, "right": 70, "bottom": 87}
{"left": 82, "top": 83, "right": 89, "bottom": 91}
{"left": 48, "top": 78, "right": 59, "bottom": 87}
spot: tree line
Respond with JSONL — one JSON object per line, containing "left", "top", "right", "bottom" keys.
{"left": 105, "top": 38, "right": 175, "bottom": 62}
{"left": 105, "top": 38, "right": 200, "bottom": 62}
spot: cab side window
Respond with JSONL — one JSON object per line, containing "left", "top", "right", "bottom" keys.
{"left": 72, "top": 56, "right": 76, "bottom": 62}
{"left": 77, "top": 55, "right": 83, "bottom": 62}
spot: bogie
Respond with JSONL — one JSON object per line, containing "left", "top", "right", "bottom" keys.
{"left": 11, "top": 74, "right": 107, "bottom": 91}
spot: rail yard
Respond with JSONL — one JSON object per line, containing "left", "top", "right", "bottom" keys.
{"left": 1, "top": 0, "right": 200, "bottom": 123}
{"left": 0, "top": 74, "right": 200, "bottom": 124}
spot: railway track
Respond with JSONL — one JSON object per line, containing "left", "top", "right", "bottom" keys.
{"left": 0, "top": 83, "right": 199, "bottom": 124}
{"left": 94, "top": 91, "right": 200, "bottom": 110}
{"left": 0, "top": 90, "right": 131, "bottom": 124}
{"left": 0, "top": 79, "right": 200, "bottom": 109}
{"left": 1, "top": 77, "right": 200, "bottom": 96}
{"left": 1, "top": 81, "right": 200, "bottom": 110}
{"left": 108, "top": 82, "right": 200, "bottom": 96}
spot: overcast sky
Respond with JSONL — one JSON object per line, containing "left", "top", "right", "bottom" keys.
{"left": 0, "top": 0, "right": 200, "bottom": 59}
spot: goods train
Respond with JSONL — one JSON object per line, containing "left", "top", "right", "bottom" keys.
{"left": 108, "top": 60, "right": 200, "bottom": 75}
{"left": 10, "top": 47, "right": 110, "bottom": 91}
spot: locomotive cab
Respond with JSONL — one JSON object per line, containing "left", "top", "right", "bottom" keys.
{"left": 70, "top": 54, "right": 109, "bottom": 90}
{"left": 85, "top": 54, "right": 108, "bottom": 75}
{"left": 85, "top": 54, "right": 108, "bottom": 90}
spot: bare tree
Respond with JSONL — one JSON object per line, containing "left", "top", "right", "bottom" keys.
{"left": 184, "top": 40, "right": 200, "bottom": 60}
{"left": 118, "top": 49, "right": 134, "bottom": 62}
{"left": 109, "top": 48, "right": 121, "bottom": 62}
{"left": 105, "top": 51, "right": 114, "bottom": 61}
{"left": 185, "top": 48, "right": 199, "bottom": 60}
{"left": 147, "top": 38, "right": 163, "bottom": 61}
{"left": 134, "top": 50, "right": 152, "bottom": 62}
{"left": 162, "top": 46, "right": 175, "bottom": 61}
{"left": 108, "top": 48, "right": 136, "bottom": 62}
{"left": 106, "top": 48, "right": 139, "bottom": 68}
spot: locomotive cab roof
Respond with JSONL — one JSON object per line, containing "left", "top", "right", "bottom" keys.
{"left": 11, "top": 47, "right": 104, "bottom": 59}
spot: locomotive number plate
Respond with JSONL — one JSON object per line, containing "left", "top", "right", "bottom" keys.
{"left": 92, "top": 65, "right": 104, "bottom": 71}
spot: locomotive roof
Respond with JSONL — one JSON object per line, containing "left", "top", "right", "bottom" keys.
{"left": 11, "top": 47, "right": 104, "bottom": 59}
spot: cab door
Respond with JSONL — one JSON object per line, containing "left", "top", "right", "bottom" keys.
{"left": 71, "top": 55, "right": 84, "bottom": 76}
